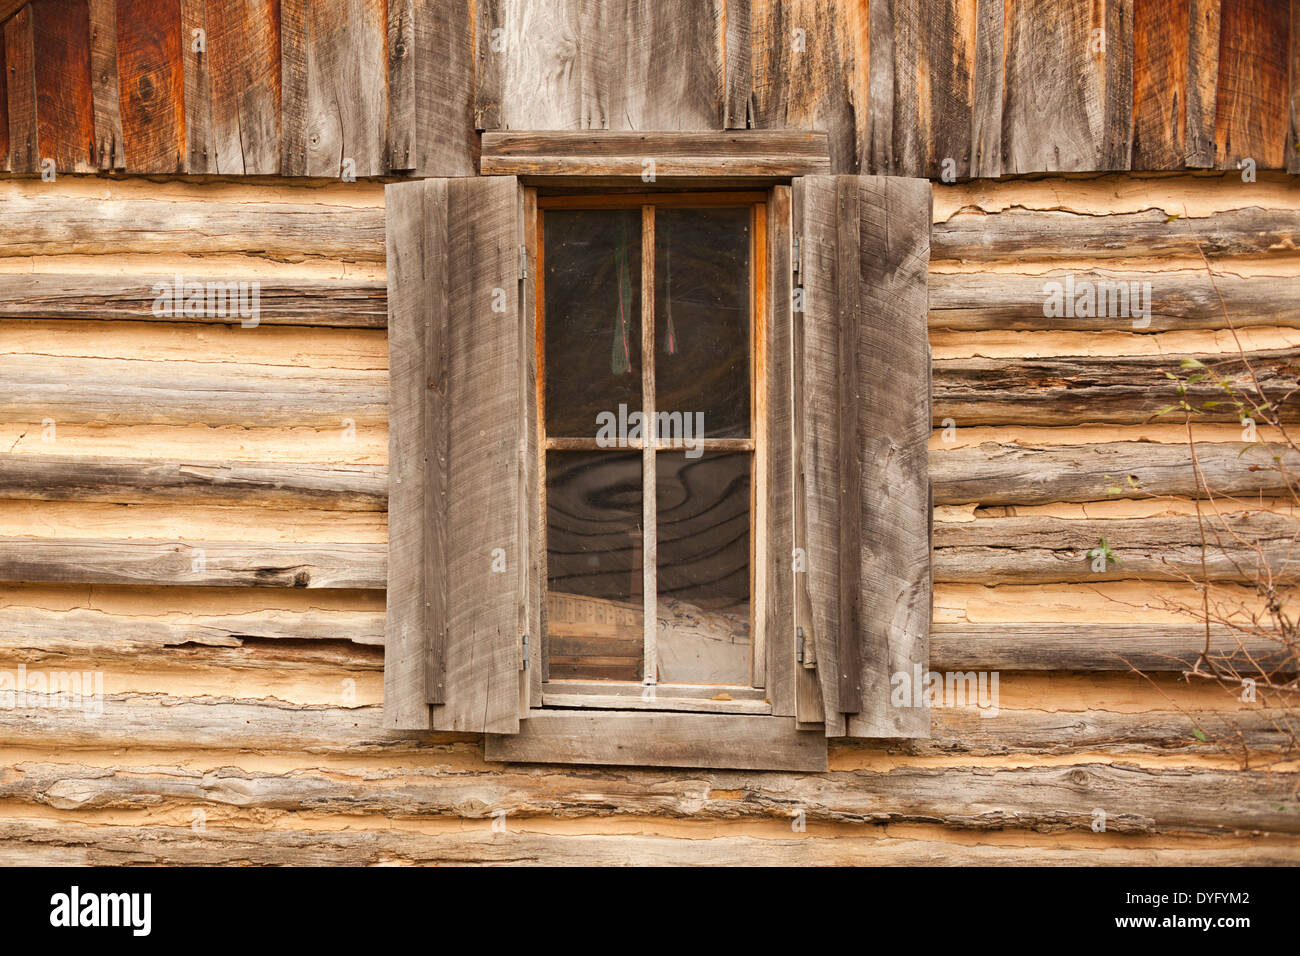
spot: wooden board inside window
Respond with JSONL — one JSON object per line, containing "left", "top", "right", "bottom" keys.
{"left": 536, "top": 192, "right": 767, "bottom": 711}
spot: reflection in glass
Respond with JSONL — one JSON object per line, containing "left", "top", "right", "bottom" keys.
{"left": 544, "top": 209, "right": 642, "bottom": 438}
{"left": 545, "top": 451, "right": 643, "bottom": 681}
{"left": 655, "top": 452, "right": 751, "bottom": 684}
{"left": 654, "top": 207, "right": 750, "bottom": 439}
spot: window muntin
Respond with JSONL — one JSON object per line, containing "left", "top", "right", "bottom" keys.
{"left": 538, "top": 194, "right": 764, "bottom": 700}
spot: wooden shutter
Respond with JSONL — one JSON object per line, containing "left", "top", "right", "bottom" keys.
{"left": 384, "top": 175, "right": 538, "bottom": 733}
{"left": 791, "top": 174, "right": 932, "bottom": 738}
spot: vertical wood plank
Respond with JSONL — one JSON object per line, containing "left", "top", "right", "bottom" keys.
{"left": 921, "top": 0, "right": 979, "bottom": 180}
{"left": 4, "top": 4, "right": 36, "bottom": 174}
{"left": 88, "top": 0, "right": 124, "bottom": 169}
{"left": 279, "top": 0, "right": 306, "bottom": 174}
{"left": 1185, "top": 0, "right": 1221, "bottom": 167}
{"left": 1001, "top": 0, "right": 1134, "bottom": 173}
{"left": 0, "top": 29, "right": 8, "bottom": 171}
{"left": 389, "top": 0, "right": 476, "bottom": 176}
{"left": 969, "top": 0, "right": 1004, "bottom": 177}
{"left": 1214, "top": 0, "right": 1288, "bottom": 170}
{"left": 793, "top": 174, "right": 844, "bottom": 736}
{"left": 723, "top": 0, "right": 752, "bottom": 127}
{"left": 833, "top": 176, "right": 862, "bottom": 715}
{"left": 116, "top": 0, "right": 185, "bottom": 172}
{"left": 522, "top": 186, "right": 543, "bottom": 705}
{"left": 1132, "top": 0, "right": 1190, "bottom": 169}
{"left": 641, "top": 204, "right": 657, "bottom": 685}
{"left": 180, "top": 0, "right": 211, "bottom": 172}
{"left": 32, "top": 0, "right": 96, "bottom": 172}
{"left": 848, "top": 174, "right": 931, "bottom": 740}
{"left": 752, "top": 0, "right": 866, "bottom": 174}
{"left": 479, "top": 0, "right": 724, "bottom": 132}
{"left": 1291, "top": 0, "right": 1300, "bottom": 174}
{"left": 866, "top": 0, "right": 895, "bottom": 174}
{"left": 204, "top": 0, "right": 280, "bottom": 174}
{"left": 765, "top": 184, "right": 794, "bottom": 716}
{"left": 438, "top": 175, "right": 524, "bottom": 734}
{"left": 384, "top": 178, "right": 438, "bottom": 730}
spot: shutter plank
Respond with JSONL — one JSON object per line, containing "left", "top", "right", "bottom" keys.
{"left": 795, "top": 174, "right": 931, "bottom": 739}
{"left": 849, "top": 175, "right": 931, "bottom": 739}
{"left": 439, "top": 175, "right": 526, "bottom": 734}
{"left": 794, "top": 175, "right": 845, "bottom": 736}
{"left": 384, "top": 178, "right": 438, "bottom": 729}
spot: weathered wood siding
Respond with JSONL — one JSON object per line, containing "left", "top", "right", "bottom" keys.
{"left": 0, "top": 172, "right": 1297, "bottom": 863}
{"left": 2, "top": 0, "right": 1298, "bottom": 177}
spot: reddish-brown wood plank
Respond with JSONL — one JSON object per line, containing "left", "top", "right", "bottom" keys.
{"left": 116, "top": 0, "right": 185, "bottom": 172}
{"left": 1214, "top": 0, "right": 1288, "bottom": 169}
{"left": 88, "top": 0, "right": 125, "bottom": 169}
{"left": 32, "top": 0, "right": 96, "bottom": 172}
{"left": 3, "top": 3, "right": 36, "bottom": 173}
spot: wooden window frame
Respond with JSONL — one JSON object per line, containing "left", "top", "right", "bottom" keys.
{"left": 534, "top": 191, "right": 769, "bottom": 716}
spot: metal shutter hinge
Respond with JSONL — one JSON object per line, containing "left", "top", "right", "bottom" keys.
{"left": 521, "top": 634, "right": 530, "bottom": 670}
{"left": 796, "top": 627, "right": 805, "bottom": 663}
{"left": 520, "top": 245, "right": 528, "bottom": 280}
{"left": 792, "top": 235, "right": 802, "bottom": 284}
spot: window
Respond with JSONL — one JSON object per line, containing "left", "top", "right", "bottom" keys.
{"left": 538, "top": 194, "right": 766, "bottom": 710}
{"left": 383, "top": 133, "right": 932, "bottom": 771}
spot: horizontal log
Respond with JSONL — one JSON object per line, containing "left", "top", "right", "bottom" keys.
{"left": 933, "top": 350, "right": 1300, "bottom": 426}
{"left": 931, "top": 623, "right": 1293, "bottom": 672}
{"left": 930, "top": 271, "right": 1300, "bottom": 332}
{"left": 0, "top": 454, "right": 387, "bottom": 509}
{"left": 0, "top": 194, "right": 385, "bottom": 261}
{"left": 0, "top": 538, "right": 386, "bottom": 588}
{"left": 5, "top": 760, "right": 1295, "bottom": 835}
{"left": 931, "top": 441, "right": 1300, "bottom": 506}
{"left": 481, "top": 130, "right": 832, "bottom": 177}
{"left": 933, "top": 512, "right": 1299, "bottom": 583}
{"left": 8, "top": 605, "right": 1288, "bottom": 675}
{"left": 0, "top": 355, "right": 387, "bottom": 425}
{"left": 0, "top": 606, "right": 385, "bottom": 652}
{"left": 931, "top": 206, "right": 1300, "bottom": 262}
{"left": 2, "top": 820, "right": 1292, "bottom": 866}
{"left": 0, "top": 274, "right": 387, "bottom": 327}
{"left": 0, "top": 697, "right": 1286, "bottom": 757}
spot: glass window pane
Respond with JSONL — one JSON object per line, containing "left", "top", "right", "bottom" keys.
{"left": 543, "top": 209, "right": 642, "bottom": 438}
{"left": 654, "top": 207, "right": 750, "bottom": 440}
{"left": 655, "top": 451, "right": 751, "bottom": 685}
{"left": 545, "top": 450, "right": 643, "bottom": 681}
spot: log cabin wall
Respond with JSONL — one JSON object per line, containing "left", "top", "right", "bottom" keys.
{"left": 0, "top": 0, "right": 1297, "bottom": 864}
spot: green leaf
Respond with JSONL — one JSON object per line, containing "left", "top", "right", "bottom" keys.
{"left": 1106, "top": 486, "right": 1122, "bottom": 495}
{"left": 1191, "top": 729, "right": 1208, "bottom": 743}
{"left": 1180, "top": 358, "right": 1206, "bottom": 369}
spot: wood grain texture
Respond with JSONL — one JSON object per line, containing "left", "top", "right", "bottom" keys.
{"left": 929, "top": 270, "right": 1300, "bottom": 332}
{"left": 1131, "top": 0, "right": 1189, "bottom": 170}
{"left": 3, "top": 3, "right": 35, "bottom": 173}
{"left": 933, "top": 511, "right": 1299, "bottom": 584}
{"left": 0, "top": 353, "right": 387, "bottom": 426}
{"left": 1186, "top": 0, "right": 1221, "bottom": 166}
{"left": 931, "top": 204, "right": 1300, "bottom": 261}
{"left": 32, "top": 0, "right": 96, "bottom": 172}
{"left": 795, "top": 175, "right": 932, "bottom": 738}
{"left": 476, "top": 0, "right": 724, "bottom": 132}
{"left": 0, "top": 454, "right": 386, "bottom": 509}
{"left": 480, "top": 130, "right": 832, "bottom": 177}
{"left": 1214, "top": 0, "right": 1289, "bottom": 170}
{"left": 203, "top": 0, "right": 281, "bottom": 174}
{"left": 1001, "top": 0, "right": 1134, "bottom": 173}
{"left": 751, "top": 0, "right": 866, "bottom": 174}
{"left": 0, "top": 273, "right": 386, "bottom": 326}
{"left": 930, "top": 441, "right": 1300, "bottom": 506}
{"left": 849, "top": 175, "right": 932, "bottom": 739}
{"left": 116, "top": 0, "right": 185, "bottom": 172}
{"left": 1291, "top": 0, "right": 1300, "bottom": 174}
{"left": 487, "top": 711, "right": 827, "bottom": 771}
{"left": 180, "top": 0, "right": 211, "bottom": 172}
{"left": 0, "top": 26, "right": 7, "bottom": 170}
{"left": 0, "top": 193, "right": 385, "bottom": 260}
{"left": 932, "top": 622, "right": 1292, "bottom": 671}
{"left": 723, "top": 0, "right": 752, "bottom": 128}
{"left": 385, "top": 178, "right": 441, "bottom": 728}
{"left": 0, "top": 537, "right": 385, "bottom": 588}
{"left": 281, "top": 0, "right": 386, "bottom": 177}
{"left": 932, "top": 349, "right": 1300, "bottom": 426}
{"left": 88, "top": 0, "right": 124, "bottom": 169}
{"left": 387, "top": 0, "right": 475, "bottom": 176}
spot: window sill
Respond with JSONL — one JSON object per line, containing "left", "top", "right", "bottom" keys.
{"left": 485, "top": 710, "right": 826, "bottom": 772}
